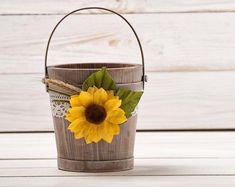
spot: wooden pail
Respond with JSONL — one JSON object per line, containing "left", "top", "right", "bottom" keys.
{"left": 44, "top": 7, "right": 146, "bottom": 172}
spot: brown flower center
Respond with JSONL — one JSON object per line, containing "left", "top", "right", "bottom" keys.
{"left": 85, "top": 104, "right": 107, "bottom": 124}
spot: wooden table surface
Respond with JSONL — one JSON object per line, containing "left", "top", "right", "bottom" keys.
{"left": 1, "top": 131, "right": 235, "bottom": 187}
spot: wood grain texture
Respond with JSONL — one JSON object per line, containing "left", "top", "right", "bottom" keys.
{"left": 48, "top": 63, "right": 142, "bottom": 172}
{"left": 1, "top": 132, "right": 235, "bottom": 186}
{"left": 48, "top": 63, "right": 143, "bottom": 85}
{"left": 1, "top": 176, "right": 235, "bottom": 187}
{"left": 1, "top": 0, "right": 235, "bottom": 14}
{"left": 1, "top": 72, "right": 235, "bottom": 131}
{"left": 1, "top": 158, "right": 235, "bottom": 177}
{"left": 48, "top": 64, "right": 143, "bottom": 172}
{"left": 53, "top": 115, "right": 137, "bottom": 172}
{"left": 1, "top": 132, "right": 235, "bottom": 159}
{"left": 1, "top": 13, "right": 235, "bottom": 73}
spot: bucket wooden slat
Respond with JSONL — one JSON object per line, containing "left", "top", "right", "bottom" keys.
{"left": 48, "top": 63, "right": 143, "bottom": 86}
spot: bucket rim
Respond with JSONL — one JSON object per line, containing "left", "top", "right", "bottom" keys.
{"left": 47, "top": 62, "right": 142, "bottom": 71}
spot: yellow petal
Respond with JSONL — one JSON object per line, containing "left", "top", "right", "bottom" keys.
{"left": 85, "top": 126, "right": 96, "bottom": 143}
{"left": 110, "top": 123, "right": 120, "bottom": 135}
{"left": 84, "top": 125, "right": 96, "bottom": 144}
{"left": 107, "top": 108, "right": 127, "bottom": 124}
{"left": 107, "top": 91, "right": 118, "bottom": 100}
{"left": 70, "top": 95, "right": 81, "bottom": 107}
{"left": 104, "top": 99, "right": 121, "bottom": 112}
{"left": 93, "top": 126, "right": 102, "bottom": 143}
{"left": 69, "top": 123, "right": 83, "bottom": 134}
{"left": 68, "top": 118, "right": 85, "bottom": 132}
{"left": 101, "top": 123, "right": 114, "bottom": 143}
{"left": 87, "top": 86, "right": 98, "bottom": 95}
{"left": 102, "top": 132, "right": 113, "bottom": 143}
{"left": 77, "top": 91, "right": 93, "bottom": 107}
{"left": 93, "top": 88, "right": 108, "bottom": 105}
{"left": 66, "top": 106, "right": 85, "bottom": 122}
{"left": 74, "top": 124, "right": 87, "bottom": 139}
{"left": 85, "top": 125, "right": 102, "bottom": 144}
{"left": 85, "top": 136, "right": 93, "bottom": 144}
{"left": 82, "top": 123, "right": 93, "bottom": 138}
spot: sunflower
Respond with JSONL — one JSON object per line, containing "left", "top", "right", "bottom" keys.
{"left": 66, "top": 86, "right": 127, "bottom": 144}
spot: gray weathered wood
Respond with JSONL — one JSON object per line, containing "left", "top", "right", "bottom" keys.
{"left": 1, "top": 13, "right": 235, "bottom": 73}
{"left": 48, "top": 63, "right": 142, "bottom": 172}
{"left": 1, "top": 72, "right": 235, "bottom": 131}
{"left": 47, "top": 63, "right": 143, "bottom": 85}
{"left": 54, "top": 116, "right": 136, "bottom": 172}
{"left": 1, "top": 0, "right": 235, "bottom": 14}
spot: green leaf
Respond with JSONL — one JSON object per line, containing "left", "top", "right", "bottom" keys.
{"left": 116, "top": 88, "right": 143, "bottom": 118}
{"left": 82, "top": 67, "right": 117, "bottom": 91}
{"left": 82, "top": 67, "right": 144, "bottom": 118}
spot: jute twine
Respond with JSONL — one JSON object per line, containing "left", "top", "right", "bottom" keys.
{"left": 42, "top": 78, "right": 81, "bottom": 96}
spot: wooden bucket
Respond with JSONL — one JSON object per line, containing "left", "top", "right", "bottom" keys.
{"left": 44, "top": 7, "right": 146, "bottom": 172}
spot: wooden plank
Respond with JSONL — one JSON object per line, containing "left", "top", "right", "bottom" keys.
{"left": 1, "top": 13, "right": 235, "bottom": 73}
{"left": 1, "top": 132, "right": 235, "bottom": 159}
{"left": 1, "top": 176, "right": 235, "bottom": 187}
{"left": 0, "top": 74, "right": 52, "bottom": 132}
{"left": 1, "top": 0, "right": 235, "bottom": 14}
{"left": 1, "top": 72, "right": 235, "bottom": 131}
{"left": 1, "top": 158, "right": 235, "bottom": 176}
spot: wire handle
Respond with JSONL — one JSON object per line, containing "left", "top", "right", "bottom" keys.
{"left": 45, "top": 7, "right": 147, "bottom": 89}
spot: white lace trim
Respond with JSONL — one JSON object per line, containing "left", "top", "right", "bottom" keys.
{"left": 48, "top": 91, "right": 138, "bottom": 118}
{"left": 49, "top": 91, "right": 70, "bottom": 118}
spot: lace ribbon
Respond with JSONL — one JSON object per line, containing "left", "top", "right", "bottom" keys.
{"left": 49, "top": 91, "right": 70, "bottom": 118}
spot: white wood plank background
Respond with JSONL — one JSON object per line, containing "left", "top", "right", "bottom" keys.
{"left": 2, "top": 158, "right": 235, "bottom": 176}
{"left": 1, "top": 72, "right": 235, "bottom": 131}
{"left": 1, "top": 176, "right": 235, "bottom": 187}
{"left": 1, "top": 2, "right": 235, "bottom": 185}
{"left": 1, "top": 0, "right": 235, "bottom": 14}
{"left": 1, "top": 13, "right": 235, "bottom": 73}
{"left": 1, "top": 1, "right": 235, "bottom": 131}
{"left": 1, "top": 132, "right": 235, "bottom": 186}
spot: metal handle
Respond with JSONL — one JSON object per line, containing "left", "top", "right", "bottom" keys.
{"left": 45, "top": 7, "right": 147, "bottom": 89}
